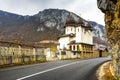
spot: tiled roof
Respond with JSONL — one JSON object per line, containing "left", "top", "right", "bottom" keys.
{"left": 64, "top": 18, "right": 93, "bottom": 31}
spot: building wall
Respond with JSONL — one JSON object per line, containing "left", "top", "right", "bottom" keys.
{"left": 21, "top": 47, "right": 34, "bottom": 56}
{"left": 76, "top": 27, "right": 82, "bottom": 43}
{"left": 58, "top": 25, "right": 94, "bottom": 59}
{"left": 0, "top": 47, "right": 9, "bottom": 56}
{"left": 44, "top": 48, "right": 57, "bottom": 61}
{"left": 65, "top": 26, "right": 76, "bottom": 34}
{"left": 36, "top": 48, "right": 44, "bottom": 56}
{"left": 65, "top": 26, "right": 93, "bottom": 45}
{"left": 81, "top": 28, "right": 93, "bottom": 44}
{"left": 9, "top": 47, "right": 19, "bottom": 56}
{"left": 58, "top": 37, "right": 70, "bottom": 50}
{"left": 0, "top": 42, "right": 46, "bottom": 65}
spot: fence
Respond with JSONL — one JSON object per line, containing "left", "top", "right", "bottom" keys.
{"left": 0, "top": 55, "right": 46, "bottom": 66}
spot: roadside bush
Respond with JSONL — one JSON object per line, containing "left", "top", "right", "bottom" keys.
{"left": 38, "top": 58, "right": 46, "bottom": 63}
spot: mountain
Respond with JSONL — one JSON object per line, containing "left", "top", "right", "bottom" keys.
{"left": 0, "top": 9, "right": 106, "bottom": 44}
{"left": 90, "top": 21, "right": 106, "bottom": 41}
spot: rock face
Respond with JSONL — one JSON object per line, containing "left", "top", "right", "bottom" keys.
{"left": 90, "top": 21, "right": 106, "bottom": 41}
{"left": 97, "top": 0, "right": 120, "bottom": 75}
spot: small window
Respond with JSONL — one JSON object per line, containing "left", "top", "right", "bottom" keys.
{"left": 78, "top": 28, "right": 79, "bottom": 32}
{"left": 71, "top": 28, "right": 72, "bottom": 31}
{"left": 70, "top": 46, "right": 72, "bottom": 50}
{"left": 73, "top": 45, "right": 75, "bottom": 50}
{"left": 77, "top": 45, "right": 79, "bottom": 51}
{"left": 74, "top": 52, "right": 76, "bottom": 55}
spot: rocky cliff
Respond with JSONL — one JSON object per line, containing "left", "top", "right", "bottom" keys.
{"left": 97, "top": 0, "right": 120, "bottom": 75}
{"left": 97, "top": 0, "right": 120, "bottom": 52}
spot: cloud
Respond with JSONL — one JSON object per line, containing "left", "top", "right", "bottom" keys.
{"left": 0, "top": 0, "right": 104, "bottom": 25}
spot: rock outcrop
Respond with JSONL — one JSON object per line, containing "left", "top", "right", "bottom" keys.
{"left": 97, "top": 0, "right": 120, "bottom": 75}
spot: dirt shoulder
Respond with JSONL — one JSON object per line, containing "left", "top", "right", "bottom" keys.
{"left": 96, "top": 61, "right": 119, "bottom": 80}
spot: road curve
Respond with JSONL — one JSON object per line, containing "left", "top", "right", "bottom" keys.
{"left": 0, "top": 57, "right": 110, "bottom": 80}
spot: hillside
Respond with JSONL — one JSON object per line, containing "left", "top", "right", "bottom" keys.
{"left": 0, "top": 9, "right": 106, "bottom": 44}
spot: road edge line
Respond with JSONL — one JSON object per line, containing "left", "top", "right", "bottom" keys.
{"left": 16, "top": 61, "right": 80, "bottom": 80}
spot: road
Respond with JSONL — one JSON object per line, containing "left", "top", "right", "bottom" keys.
{"left": 0, "top": 58, "right": 110, "bottom": 80}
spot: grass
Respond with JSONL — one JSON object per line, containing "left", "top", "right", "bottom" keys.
{"left": 0, "top": 58, "right": 47, "bottom": 68}
{"left": 37, "top": 58, "right": 46, "bottom": 63}
{"left": 62, "top": 57, "right": 80, "bottom": 60}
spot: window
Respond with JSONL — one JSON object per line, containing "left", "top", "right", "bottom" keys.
{"left": 70, "top": 46, "right": 72, "bottom": 50}
{"left": 78, "top": 28, "right": 79, "bottom": 32}
{"left": 73, "top": 45, "right": 75, "bottom": 50}
{"left": 74, "top": 52, "right": 76, "bottom": 55}
{"left": 77, "top": 45, "right": 79, "bottom": 51}
{"left": 71, "top": 28, "right": 72, "bottom": 31}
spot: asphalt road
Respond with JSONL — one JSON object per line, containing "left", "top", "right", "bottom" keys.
{"left": 0, "top": 57, "right": 110, "bottom": 80}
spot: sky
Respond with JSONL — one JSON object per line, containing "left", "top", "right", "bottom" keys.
{"left": 0, "top": 0, "right": 105, "bottom": 25}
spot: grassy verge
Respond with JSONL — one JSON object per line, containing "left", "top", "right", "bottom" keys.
{"left": 0, "top": 58, "right": 46, "bottom": 68}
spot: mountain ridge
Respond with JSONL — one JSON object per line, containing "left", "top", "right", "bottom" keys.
{"left": 0, "top": 9, "right": 106, "bottom": 45}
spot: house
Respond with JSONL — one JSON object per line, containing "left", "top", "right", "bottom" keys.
{"left": 93, "top": 37, "right": 108, "bottom": 57}
{"left": 57, "top": 19, "right": 94, "bottom": 59}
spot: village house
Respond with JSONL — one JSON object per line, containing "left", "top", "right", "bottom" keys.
{"left": 57, "top": 19, "right": 94, "bottom": 59}
{"left": 93, "top": 37, "right": 108, "bottom": 57}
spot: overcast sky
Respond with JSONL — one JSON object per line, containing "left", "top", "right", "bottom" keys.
{"left": 0, "top": 0, "right": 105, "bottom": 25}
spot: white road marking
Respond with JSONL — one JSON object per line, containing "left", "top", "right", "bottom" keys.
{"left": 16, "top": 61, "right": 80, "bottom": 80}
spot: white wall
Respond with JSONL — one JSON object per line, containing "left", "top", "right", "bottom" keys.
{"left": 76, "top": 26, "right": 82, "bottom": 43}
{"left": 65, "top": 26, "right": 93, "bottom": 45}
{"left": 58, "top": 37, "right": 70, "bottom": 50}
{"left": 81, "top": 28, "right": 93, "bottom": 45}
{"left": 58, "top": 25, "right": 93, "bottom": 51}
{"left": 65, "top": 26, "right": 75, "bottom": 34}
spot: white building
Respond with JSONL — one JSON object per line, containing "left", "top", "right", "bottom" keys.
{"left": 57, "top": 19, "right": 94, "bottom": 59}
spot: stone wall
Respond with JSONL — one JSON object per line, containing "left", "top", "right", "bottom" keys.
{"left": 0, "top": 41, "right": 46, "bottom": 65}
